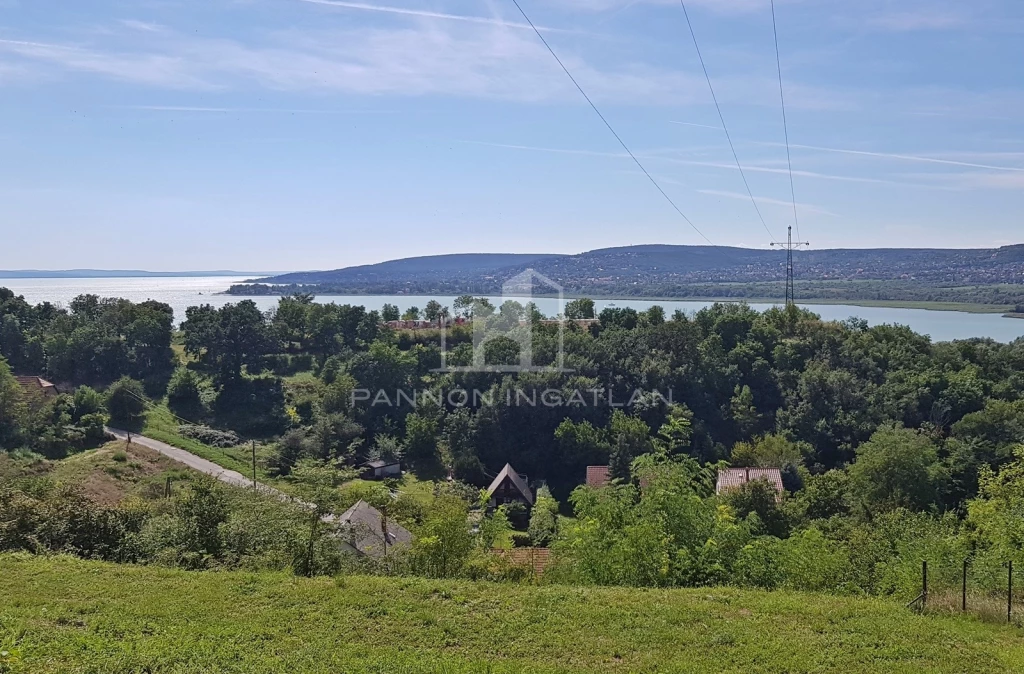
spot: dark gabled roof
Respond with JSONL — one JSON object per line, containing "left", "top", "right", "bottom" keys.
{"left": 363, "top": 459, "right": 399, "bottom": 469}
{"left": 485, "top": 463, "right": 534, "bottom": 505}
{"left": 337, "top": 500, "right": 413, "bottom": 557}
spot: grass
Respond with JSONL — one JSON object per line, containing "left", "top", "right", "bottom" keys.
{"left": 2, "top": 556, "right": 1024, "bottom": 673}
{"left": 141, "top": 403, "right": 279, "bottom": 484}
{"left": 0, "top": 441, "right": 194, "bottom": 504}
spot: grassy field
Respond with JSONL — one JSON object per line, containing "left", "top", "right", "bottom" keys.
{"left": 2, "top": 556, "right": 1024, "bottom": 673}
{"left": 0, "top": 441, "right": 194, "bottom": 503}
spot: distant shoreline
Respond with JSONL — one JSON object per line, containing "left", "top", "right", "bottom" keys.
{"left": 0, "top": 271, "right": 285, "bottom": 279}
{"left": 220, "top": 287, "right": 1016, "bottom": 316}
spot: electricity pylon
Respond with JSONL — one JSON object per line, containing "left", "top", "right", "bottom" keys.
{"left": 770, "top": 225, "right": 809, "bottom": 307}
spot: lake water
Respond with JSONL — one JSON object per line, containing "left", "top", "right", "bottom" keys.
{"left": 2, "top": 276, "right": 1023, "bottom": 344}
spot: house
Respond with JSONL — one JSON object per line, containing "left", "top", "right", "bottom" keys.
{"left": 360, "top": 459, "right": 401, "bottom": 480}
{"left": 485, "top": 463, "right": 534, "bottom": 509}
{"left": 716, "top": 467, "right": 785, "bottom": 500}
{"left": 337, "top": 500, "right": 413, "bottom": 558}
{"left": 585, "top": 465, "right": 611, "bottom": 488}
{"left": 14, "top": 376, "right": 58, "bottom": 398}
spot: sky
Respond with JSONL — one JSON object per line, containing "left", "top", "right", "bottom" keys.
{"left": 1, "top": 0, "right": 1023, "bottom": 271}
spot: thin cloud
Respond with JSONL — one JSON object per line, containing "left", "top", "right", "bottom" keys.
{"left": 697, "top": 188, "right": 836, "bottom": 216}
{"left": 459, "top": 139, "right": 951, "bottom": 189}
{"left": 121, "top": 105, "right": 392, "bottom": 113}
{"left": 669, "top": 120, "right": 722, "bottom": 131}
{"left": 295, "top": 0, "right": 568, "bottom": 32}
{"left": 758, "top": 141, "right": 1024, "bottom": 173}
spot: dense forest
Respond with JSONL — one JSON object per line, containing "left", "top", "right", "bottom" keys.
{"left": 3, "top": 285, "right": 1024, "bottom": 600}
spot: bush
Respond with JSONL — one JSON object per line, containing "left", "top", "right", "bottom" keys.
{"left": 106, "top": 377, "right": 147, "bottom": 425}
{"left": 166, "top": 367, "right": 206, "bottom": 419}
{"left": 178, "top": 424, "right": 241, "bottom": 448}
{"left": 72, "top": 386, "right": 104, "bottom": 422}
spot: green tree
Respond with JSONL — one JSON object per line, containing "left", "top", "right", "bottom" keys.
{"left": 381, "top": 303, "right": 400, "bottom": 322}
{"left": 564, "top": 298, "right": 596, "bottom": 320}
{"left": 105, "top": 377, "right": 147, "bottom": 425}
{"left": 0, "top": 358, "right": 26, "bottom": 448}
{"left": 528, "top": 485, "right": 559, "bottom": 547}
{"left": 423, "top": 300, "right": 444, "bottom": 323}
{"left": 288, "top": 460, "right": 347, "bottom": 576}
{"left": 409, "top": 495, "right": 473, "bottom": 577}
{"left": 847, "top": 425, "right": 946, "bottom": 515}
{"left": 401, "top": 306, "right": 421, "bottom": 321}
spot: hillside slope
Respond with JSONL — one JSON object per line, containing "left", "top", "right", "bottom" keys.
{"left": 235, "top": 244, "right": 1024, "bottom": 303}
{"left": 2, "top": 555, "right": 1023, "bottom": 673}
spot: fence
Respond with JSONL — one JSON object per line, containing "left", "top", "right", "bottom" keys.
{"left": 907, "top": 559, "right": 1020, "bottom": 624}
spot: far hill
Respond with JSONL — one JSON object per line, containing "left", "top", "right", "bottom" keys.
{"left": 0, "top": 269, "right": 281, "bottom": 279}
{"left": 229, "top": 244, "right": 1024, "bottom": 307}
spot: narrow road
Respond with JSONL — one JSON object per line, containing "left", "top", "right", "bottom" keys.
{"left": 105, "top": 427, "right": 287, "bottom": 499}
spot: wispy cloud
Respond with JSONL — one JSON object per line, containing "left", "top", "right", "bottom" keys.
{"left": 120, "top": 105, "right": 392, "bottom": 113}
{"left": 295, "top": 0, "right": 568, "bottom": 32}
{"left": 119, "top": 19, "right": 164, "bottom": 32}
{"left": 757, "top": 141, "right": 1024, "bottom": 173}
{"left": 459, "top": 139, "right": 951, "bottom": 189}
{"left": 866, "top": 11, "right": 964, "bottom": 32}
{"left": 697, "top": 188, "right": 836, "bottom": 216}
{"left": 669, "top": 120, "right": 722, "bottom": 131}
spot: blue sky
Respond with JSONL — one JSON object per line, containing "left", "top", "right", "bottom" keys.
{"left": 2, "top": 0, "right": 1023, "bottom": 271}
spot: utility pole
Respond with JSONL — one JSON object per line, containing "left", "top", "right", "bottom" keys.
{"left": 251, "top": 440, "right": 258, "bottom": 494}
{"left": 770, "top": 225, "right": 809, "bottom": 307}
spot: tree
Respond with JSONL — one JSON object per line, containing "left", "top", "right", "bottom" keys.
{"left": 528, "top": 485, "right": 559, "bottom": 546}
{"left": 288, "top": 459, "right": 348, "bottom": 577}
{"left": 182, "top": 302, "right": 276, "bottom": 382}
{"left": 730, "top": 384, "right": 761, "bottom": 438}
{"left": 847, "top": 425, "right": 946, "bottom": 515}
{"left": 166, "top": 367, "right": 205, "bottom": 419}
{"left": 106, "top": 377, "right": 147, "bottom": 425}
{"left": 401, "top": 307, "right": 421, "bottom": 321}
{"left": 725, "top": 479, "right": 789, "bottom": 538}
{"left": 423, "top": 300, "right": 444, "bottom": 324}
{"left": 0, "top": 358, "right": 26, "bottom": 448}
{"left": 381, "top": 303, "right": 400, "bottom": 322}
{"left": 404, "top": 412, "right": 439, "bottom": 465}
{"left": 731, "top": 434, "right": 804, "bottom": 469}
{"left": 608, "top": 411, "right": 652, "bottom": 481}
{"left": 409, "top": 495, "right": 473, "bottom": 577}
{"left": 565, "top": 298, "right": 596, "bottom": 320}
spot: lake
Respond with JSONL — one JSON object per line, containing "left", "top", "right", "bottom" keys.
{"left": 2, "top": 276, "right": 1023, "bottom": 344}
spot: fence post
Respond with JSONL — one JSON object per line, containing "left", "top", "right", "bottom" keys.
{"left": 251, "top": 440, "right": 258, "bottom": 493}
{"left": 164, "top": 476, "right": 171, "bottom": 499}
{"left": 962, "top": 560, "right": 968, "bottom": 612}
{"left": 1009, "top": 561, "right": 1014, "bottom": 624}
{"left": 922, "top": 560, "right": 928, "bottom": 610}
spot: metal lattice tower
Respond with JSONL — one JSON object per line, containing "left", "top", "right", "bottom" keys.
{"left": 770, "top": 226, "right": 809, "bottom": 307}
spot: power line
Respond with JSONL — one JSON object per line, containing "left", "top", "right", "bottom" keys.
{"left": 507, "top": 0, "right": 712, "bottom": 245}
{"left": 770, "top": 0, "right": 800, "bottom": 242}
{"left": 679, "top": 0, "right": 776, "bottom": 242}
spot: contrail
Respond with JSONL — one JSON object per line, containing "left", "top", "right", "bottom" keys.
{"left": 758, "top": 141, "right": 1024, "bottom": 173}
{"left": 296, "top": 0, "right": 566, "bottom": 32}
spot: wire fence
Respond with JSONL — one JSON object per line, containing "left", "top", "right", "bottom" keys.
{"left": 907, "top": 559, "right": 1023, "bottom": 625}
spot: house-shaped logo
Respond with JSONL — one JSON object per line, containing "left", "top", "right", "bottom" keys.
{"left": 436, "top": 268, "right": 569, "bottom": 373}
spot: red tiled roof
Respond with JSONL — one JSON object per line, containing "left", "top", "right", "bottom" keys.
{"left": 716, "top": 467, "right": 785, "bottom": 499}
{"left": 586, "top": 465, "right": 610, "bottom": 488}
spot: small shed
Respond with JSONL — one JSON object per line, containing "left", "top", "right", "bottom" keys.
{"left": 337, "top": 500, "right": 412, "bottom": 558}
{"left": 716, "top": 467, "right": 785, "bottom": 501}
{"left": 361, "top": 459, "right": 401, "bottom": 480}
{"left": 485, "top": 463, "right": 534, "bottom": 509}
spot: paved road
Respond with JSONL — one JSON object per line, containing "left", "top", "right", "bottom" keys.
{"left": 106, "top": 427, "right": 287, "bottom": 499}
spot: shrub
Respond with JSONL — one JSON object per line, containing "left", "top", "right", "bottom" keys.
{"left": 166, "top": 367, "right": 206, "bottom": 419}
{"left": 106, "top": 377, "right": 147, "bottom": 425}
{"left": 177, "top": 424, "right": 241, "bottom": 448}
{"left": 71, "top": 386, "right": 104, "bottom": 422}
